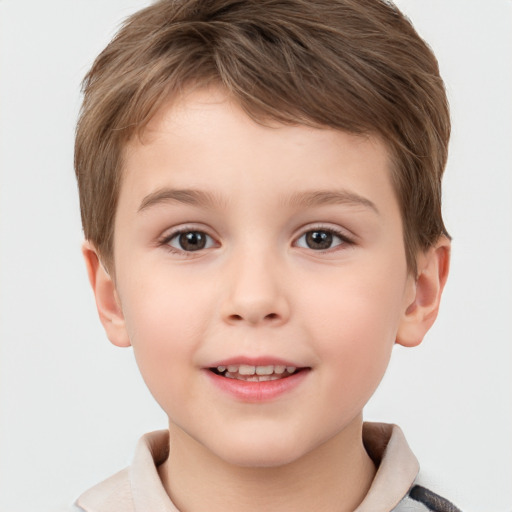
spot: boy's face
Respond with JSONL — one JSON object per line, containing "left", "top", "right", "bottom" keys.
{"left": 103, "top": 87, "right": 421, "bottom": 467}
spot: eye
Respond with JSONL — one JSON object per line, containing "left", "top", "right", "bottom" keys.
{"left": 165, "top": 230, "right": 216, "bottom": 252}
{"left": 295, "top": 228, "right": 348, "bottom": 251}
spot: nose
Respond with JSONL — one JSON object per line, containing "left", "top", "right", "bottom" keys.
{"left": 220, "top": 248, "right": 290, "bottom": 327}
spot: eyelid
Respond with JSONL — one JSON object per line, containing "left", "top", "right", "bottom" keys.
{"left": 293, "top": 224, "right": 356, "bottom": 250}
{"left": 159, "top": 224, "right": 219, "bottom": 254}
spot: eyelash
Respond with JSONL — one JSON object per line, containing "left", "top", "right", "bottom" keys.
{"left": 158, "top": 225, "right": 355, "bottom": 256}
{"left": 294, "top": 225, "right": 354, "bottom": 252}
{"left": 159, "top": 227, "right": 216, "bottom": 256}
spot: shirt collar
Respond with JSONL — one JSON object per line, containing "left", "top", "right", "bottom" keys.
{"left": 355, "top": 423, "right": 419, "bottom": 512}
{"left": 130, "top": 430, "right": 177, "bottom": 511}
{"left": 129, "top": 422, "right": 419, "bottom": 512}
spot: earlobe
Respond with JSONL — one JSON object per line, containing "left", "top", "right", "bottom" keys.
{"left": 82, "top": 241, "right": 131, "bottom": 348}
{"left": 396, "top": 236, "right": 451, "bottom": 348}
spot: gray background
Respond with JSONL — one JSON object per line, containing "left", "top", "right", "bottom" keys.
{"left": 1, "top": 1, "right": 511, "bottom": 510}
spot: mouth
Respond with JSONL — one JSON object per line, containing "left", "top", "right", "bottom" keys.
{"left": 209, "top": 364, "right": 304, "bottom": 382}
{"left": 206, "top": 361, "right": 310, "bottom": 401}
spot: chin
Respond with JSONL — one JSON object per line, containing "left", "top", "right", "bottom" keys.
{"left": 218, "top": 444, "right": 305, "bottom": 468}
{"left": 206, "top": 428, "right": 318, "bottom": 469}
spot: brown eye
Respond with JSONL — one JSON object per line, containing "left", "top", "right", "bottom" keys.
{"left": 167, "top": 231, "right": 214, "bottom": 252}
{"left": 305, "top": 230, "right": 333, "bottom": 250}
{"left": 296, "top": 229, "right": 346, "bottom": 251}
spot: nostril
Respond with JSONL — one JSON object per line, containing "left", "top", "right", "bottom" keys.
{"left": 227, "top": 312, "right": 280, "bottom": 324}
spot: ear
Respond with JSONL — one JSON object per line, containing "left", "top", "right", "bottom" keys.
{"left": 82, "top": 241, "right": 131, "bottom": 347}
{"left": 396, "top": 236, "right": 451, "bottom": 348}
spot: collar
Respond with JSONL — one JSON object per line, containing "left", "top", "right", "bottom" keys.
{"left": 78, "top": 422, "right": 419, "bottom": 512}
{"left": 355, "top": 423, "right": 419, "bottom": 512}
{"left": 130, "top": 430, "right": 177, "bottom": 512}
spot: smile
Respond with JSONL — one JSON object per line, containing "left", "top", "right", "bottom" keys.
{"left": 211, "top": 364, "right": 298, "bottom": 381}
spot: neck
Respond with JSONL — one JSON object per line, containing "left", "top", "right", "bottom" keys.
{"left": 158, "top": 416, "right": 376, "bottom": 512}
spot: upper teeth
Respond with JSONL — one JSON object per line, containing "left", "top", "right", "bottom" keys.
{"left": 219, "top": 364, "right": 296, "bottom": 375}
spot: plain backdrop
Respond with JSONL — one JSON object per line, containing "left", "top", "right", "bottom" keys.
{"left": 0, "top": 1, "right": 511, "bottom": 511}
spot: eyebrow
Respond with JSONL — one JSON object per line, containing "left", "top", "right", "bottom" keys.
{"left": 138, "top": 187, "right": 379, "bottom": 214}
{"left": 285, "top": 190, "right": 379, "bottom": 214}
{"left": 138, "top": 188, "right": 225, "bottom": 212}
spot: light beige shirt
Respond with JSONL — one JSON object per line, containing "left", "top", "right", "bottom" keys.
{"left": 73, "top": 423, "right": 458, "bottom": 512}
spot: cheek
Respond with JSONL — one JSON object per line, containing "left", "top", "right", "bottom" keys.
{"left": 120, "top": 262, "right": 215, "bottom": 338}
{"left": 117, "top": 272, "right": 214, "bottom": 405}
{"left": 302, "top": 271, "right": 405, "bottom": 393}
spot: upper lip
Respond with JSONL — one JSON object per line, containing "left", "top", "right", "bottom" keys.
{"left": 206, "top": 356, "right": 306, "bottom": 369}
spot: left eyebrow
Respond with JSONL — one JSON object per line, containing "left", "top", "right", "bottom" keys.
{"left": 284, "top": 190, "right": 379, "bottom": 214}
{"left": 138, "top": 188, "right": 226, "bottom": 213}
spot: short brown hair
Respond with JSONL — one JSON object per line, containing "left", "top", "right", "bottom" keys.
{"left": 75, "top": 0, "right": 450, "bottom": 273}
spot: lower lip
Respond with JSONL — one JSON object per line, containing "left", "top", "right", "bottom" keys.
{"left": 205, "top": 369, "right": 310, "bottom": 402}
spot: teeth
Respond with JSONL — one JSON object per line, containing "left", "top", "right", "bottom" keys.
{"left": 239, "top": 364, "right": 256, "bottom": 375}
{"left": 256, "top": 365, "right": 274, "bottom": 375}
{"left": 215, "top": 364, "right": 300, "bottom": 380}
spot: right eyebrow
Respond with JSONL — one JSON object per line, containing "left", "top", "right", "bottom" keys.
{"left": 138, "top": 188, "right": 226, "bottom": 213}
{"left": 284, "top": 189, "right": 379, "bottom": 215}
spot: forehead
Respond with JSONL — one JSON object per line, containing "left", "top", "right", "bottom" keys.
{"left": 120, "top": 87, "right": 397, "bottom": 215}
{"left": 135, "top": 88, "right": 373, "bottom": 158}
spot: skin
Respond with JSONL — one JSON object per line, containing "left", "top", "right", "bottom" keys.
{"left": 84, "top": 87, "right": 450, "bottom": 512}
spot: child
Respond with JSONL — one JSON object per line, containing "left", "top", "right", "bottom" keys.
{"left": 72, "top": 0, "right": 459, "bottom": 510}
